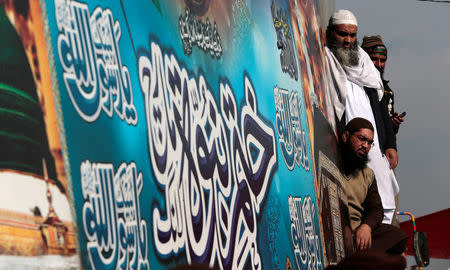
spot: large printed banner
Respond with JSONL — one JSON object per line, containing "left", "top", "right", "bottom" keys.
{"left": 0, "top": 0, "right": 344, "bottom": 269}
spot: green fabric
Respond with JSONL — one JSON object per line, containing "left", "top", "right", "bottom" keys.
{"left": 0, "top": 7, "right": 37, "bottom": 97}
{"left": 366, "top": 46, "right": 387, "bottom": 56}
{"left": 0, "top": 6, "right": 60, "bottom": 188}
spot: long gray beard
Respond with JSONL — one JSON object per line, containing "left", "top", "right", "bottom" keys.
{"left": 328, "top": 37, "right": 359, "bottom": 67}
{"left": 335, "top": 46, "right": 359, "bottom": 67}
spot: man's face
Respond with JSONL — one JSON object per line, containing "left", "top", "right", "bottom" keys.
{"left": 369, "top": 53, "right": 387, "bottom": 73}
{"left": 332, "top": 24, "right": 358, "bottom": 49}
{"left": 343, "top": 128, "right": 374, "bottom": 159}
{"left": 327, "top": 24, "right": 359, "bottom": 67}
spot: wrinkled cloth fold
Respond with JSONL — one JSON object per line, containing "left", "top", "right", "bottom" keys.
{"left": 326, "top": 46, "right": 384, "bottom": 120}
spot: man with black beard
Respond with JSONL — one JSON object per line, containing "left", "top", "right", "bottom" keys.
{"left": 340, "top": 118, "right": 407, "bottom": 255}
{"left": 325, "top": 10, "right": 400, "bottom": 225}
{"left": 362, "top": 35, "right": 405, "bottom": 134}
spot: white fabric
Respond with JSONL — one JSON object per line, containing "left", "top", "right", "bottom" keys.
{"left": 344, "top": 80, "right": 399, "bottom": 224}
{"left": 344, "top": 47, "right": 384, "bottom": 92}
{"left": 330, "top": 10, "right": 358, "bottom": 26}
{"left": 326, "top": 46, "right": 384, "bottom": 121}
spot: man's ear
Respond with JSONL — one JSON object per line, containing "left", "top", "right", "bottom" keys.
{"left": 342, "top": 131, "right": 350, "bottom": 143}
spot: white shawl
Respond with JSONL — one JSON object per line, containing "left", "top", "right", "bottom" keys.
{"left": 326, "top": 46, "right": 384, "bottom": 120}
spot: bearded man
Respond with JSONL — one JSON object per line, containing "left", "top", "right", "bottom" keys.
{"left": 325, "top": 10, "right": 399, "bottom": 224}
{"left": 340, "top": 118, "right": 407, "bottom": 255}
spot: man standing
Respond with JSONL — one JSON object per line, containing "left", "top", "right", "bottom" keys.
{"left": 340, "top": 118, "right": 407, "bottom": 255}
{"left": 325, "top": 10, "right": 399, "bottom": 224}
{"left": 362, "top": 35, "right": 405, "bottom": 134}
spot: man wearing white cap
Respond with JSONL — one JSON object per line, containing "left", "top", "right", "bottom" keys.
{"left": 325, "top": 10, "right": 400, "bottom": 226}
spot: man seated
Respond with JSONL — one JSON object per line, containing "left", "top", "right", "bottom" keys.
{"left": 340, "top": 117, "right": 407, "bottom": 254}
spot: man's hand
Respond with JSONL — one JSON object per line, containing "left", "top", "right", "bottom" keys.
{"left": 355, "top": 224, "right": 372, "bottom": 250}
{"left": 385, "top": 148, "right": 398, "bottom": 169}
{"left": 392, "top": 112, "right": 405, "bottom": 129}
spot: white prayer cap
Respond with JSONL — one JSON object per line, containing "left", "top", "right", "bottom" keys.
{"left": 329, "top": 10, "right": 358, "bottom": 27}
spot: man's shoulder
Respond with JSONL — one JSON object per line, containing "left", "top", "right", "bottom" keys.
{"left": 346, "top": 166, "right": 374, "bottom": 180}
{"left": 361, "top": 165, "right": 374, "bottom": 177}
{"left": 344, "top": 166, "right": 375, "bottom": 192}
{"left": 357, "top": 166, "right": 375, "bottom": 184}
{"left": 383, "top": 79, "right": 394, "bottom": 93}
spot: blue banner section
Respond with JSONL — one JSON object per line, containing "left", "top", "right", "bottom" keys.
{"left": 45, "top": 0, "right": 328, "bottom": 269}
